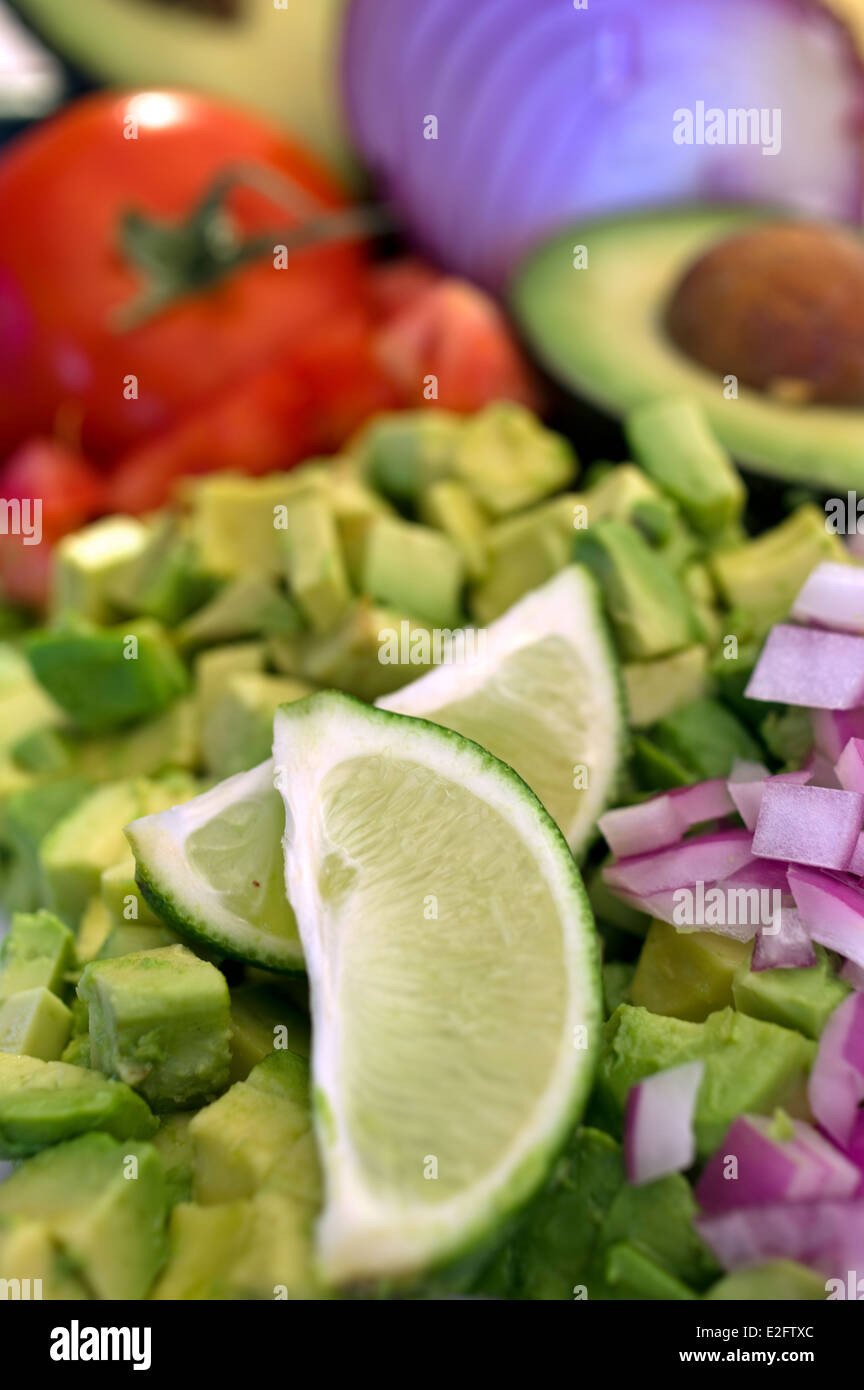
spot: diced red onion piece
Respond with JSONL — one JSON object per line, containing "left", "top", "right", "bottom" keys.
{"left": 602, "top": 829, "right": 754, "bottom": 898}
{"left": 751, "top": 906, "right": 817, "bottom": 971}
{"left": 787, "top": 864, "right": 864, "bottom": 969}
{"left": 808, "top": 992, "right": 864, "bottom": 1147}
{"left": 837, "top": 737, "right": 864, "bottom": 794}
{"left": 729, "top": 759, "right": 770, "bottom": 783}
{"left": 850, "top": 834, "right": 864, "bottom": 877}
{"left": 792, "top": 562, "right": 864, "bottom": 634}
{"left": 696, "top": 1200, "right": 864, "bottom": 1278}
{"left": 812, "top": 708, "right": 864, "bottom": 762}
{"left": 752, "top": 782, "right": 864, "bottom": 870}
{"left": 745, "top": 625, "right": 864, "bottom": 710}
{"left": 695, "top": 1114, "right": 859, "bottom": 1214}
{"left": 727, "top": 769, "right": 812, "bottom": 832}
{"left": 624, "top": 1060, "right": 704, "bottom": 1186}
{"left": 598, "top": 778, "right": 734, "bottom": 859}
{"left": 803, "top": 748, "right": 843, "bottom": 789}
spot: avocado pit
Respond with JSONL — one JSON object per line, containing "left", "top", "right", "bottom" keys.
{"left": 664, "top": 223, "right": 864, "bottom": 407}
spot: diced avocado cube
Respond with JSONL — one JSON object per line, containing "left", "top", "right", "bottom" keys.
{"left": 108, "top": 515, "right": 214, "bottom": 625}
{"left": 360, "top": 516, "right": 464, "bottom": 627}
{"left": 419, "top": 479, "right": 489, "bottom": 581}
{"left": 75, "top": 897, "right": 113, "bottom": 966}
{"left": 282, "top": 493, "right": 351, "bottom": 634}
{"left": 100, "top": 851, "right": 163, "bottom": 928}
{"left": 585, "top": 464, "right": 660, "bottom": 523}
{"left": 0, "top": 988, "right": 72, "bottom": 1061}
{"left": 78, "top": 944, "right": 231, "bottom": 1113}
{"left": 599, "top": 1171, "right": 719, "bottom": 1294}
{"left": 574, "top": 520, "right": 698, "bottom": 660}
{"left": 190, "top": 1050, "right": 311, "bottom": 1204}
{"left": 152, "top": 1189, "right": 324, "bottom": 1300}
{"left": 509, "top": 1127, "right": 624, "bottom": 1300}
{"left": 96, "top": 924, "right": 179, "bottom": 959}
{"left": 25, "top": 620, "right": 188, "bottom": 732}
{"left": 151, "top": 1112, "right": 196, "bottom": 1206}
{"left": 0, "top": 1132, "right": 168, "bottom": 1299}
{"left": 604, "top": 1242, "right": 696, "bottom": 1299}
{"left": 625, "top": 398, "right": 745, "bottom": 534}
{"left": 297, "top": 600, "right": 435, "bottom": 701}
{"left": 683, "top": 562, "right": 722, "bottom": 646}
{"left": 40, "top": 780, "right": 144, "bottom": 925}
{"left": 0, "top": 909, "right": 74, "bottom": 1001}
{"left": 623, "top": 646, "right": 710, "bottom": 728}
{"left": 0, "top": 1214, "right": 92, "bottom": 1299}
{"left": 194, "top": 641, "right": 266, "bottom": 720}
{"left": 650, "top": 697, "right": 762, "bottom": 780}
{"left": 59, "top": 1035, "right": 92, "bottom": 1070}
{"left": 357, "top": 409, "right": 462, "bottom": 502}
{"left": 72, "top": 698, "right": 201, "bottom": 783}
{"left": 201, "top": 672, "right": 314, "bottom": 779}
{"left": 1, "top": 777, "right": 93, "bottom": 916}
{"left": 190, "top": 470, "right": 332, "bottom": 576}
{"left": 0, "top": 1052, "right": 156, "bottom": 1157}
{"left": 469, "top": 507, "right": 569, "bottom": 624}
{"left": 51, "top": 516, "right": 148, "bottom": 624}
{"left": 453, "top": 402, "right": 577, "bottom": 515}
{"left": 10, "top": 725, "right": 72, "bottom": 775}
{"left": 0, "top": 644, "right": 62, "bottom": 754}
{"left": 732, "top": 945, "right": 851, "bottom": 1040}
{"left": 177, "top": 574, "right": 302, "bottom": 649}
{"left": 706, "top": 1261, "right": 828, "bottom": 1301}
{"left": 709, "top": 504, "right": 848, "bottom": 634}
{"left": 596, "top": 1005, "right": 815, "bottom": 1158}
{"left": 229, "top": 983, "right": 310, "bottom": 1082}
{"left": 631, "top": 920, "right": 751, "bottom": 1022}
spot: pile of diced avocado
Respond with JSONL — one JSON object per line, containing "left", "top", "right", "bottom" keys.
{"left": 0, "top": 397, "right": 849, "bottom": 1299}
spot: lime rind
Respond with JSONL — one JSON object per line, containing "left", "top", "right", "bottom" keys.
{"left": 273, "top": 691, "right": 602, "bottom": 1283}
{"left": 125, "top": 760, "right": 304, "bottom": 973}
{"left": 378, "top": 566, "right": 625, "bottom": 857}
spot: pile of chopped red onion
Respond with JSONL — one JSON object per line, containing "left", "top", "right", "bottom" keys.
{"left": 605, "top": 560, "right": 864, "bottom": 1279}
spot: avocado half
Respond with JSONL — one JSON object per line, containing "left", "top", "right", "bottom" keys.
{"left": 510, "top": 206, "right": 864, "bottom": 491}
{"left": 10, "top": 0, "right": 357, "bottom": 183}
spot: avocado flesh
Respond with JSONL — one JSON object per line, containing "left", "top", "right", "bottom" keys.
{"left": 0, "top": 1131, "right": 169, "bottom": 1299}
{"left": 0, "top": 1052, "right": 156, "bottom": 1158}
{"left": 596, "top": 1005, "right": 815, "bottom": 1159}
{"left": 706, "top": 1261, "right": 827, "bottom": 1300}
{"left": 511, "top": 206, "right": 864, "bottom": 489}
{"left": 631, "top": 920, "right": 751, "bottom": 1023}
{"left": 732, "top": 945, "right": 851, "bottom": 1040}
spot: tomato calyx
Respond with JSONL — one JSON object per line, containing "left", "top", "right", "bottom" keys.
{"left": 115, "top": 161, "right": 391, "bottom": 329}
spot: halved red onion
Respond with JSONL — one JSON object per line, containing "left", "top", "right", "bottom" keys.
{"left": 745, "top": 625, "right": 864, "bottom": 710}
{"left": 751, "top": 906, "right": 817, "bottom": 971}
{"left": 792, "top": 561, "right": 864, "bottom": 634}
{"left": 787, "top": 864, "right": 864, "bottom": 969}
{"left": 344, "top": 0, "right": 864, "bottom": 286}
{"left": 752, "top": 782, "right": 864, "bottom": 871}
{"left": 696, "top": 1200, "right": 864, "bottom": 1277}
{"left": 808, "top": 992, "right": 864, "bottom": 1147}
{"left": 602, "top": 829, "right": 754, "bottom": 898}
{"left": 837, "top": 737, "right": 864, "bottom": 794}
{"left": 599, "top": 778, "right": 734, "bottom": 858}
{"left": 624, "top": 1060, "right": 704, "bottom": 1186}
{"left": 695, "top": 1114, "right": 859, "bottom": 1214}
{"left": 727, "top": 767, "right": 812, "bottom": 832}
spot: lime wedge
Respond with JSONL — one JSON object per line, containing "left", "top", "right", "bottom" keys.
{"left": 125, "top": 760, "right": 303, "bottom": 972}
{"left": 378, "top": 566, "right": 623, "bottom": 855}
{"left": 273, "top": 691, "right": 601, "bottom": 1282}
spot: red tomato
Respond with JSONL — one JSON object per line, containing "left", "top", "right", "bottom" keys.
{"left": 0, "top": 439, "right": 105, "bottom": 606}
{"left": 0, "top": 90, "right": 369, "bottom": 462}
{"left": 373, "top": 273, "right": 542, "bottom": 414}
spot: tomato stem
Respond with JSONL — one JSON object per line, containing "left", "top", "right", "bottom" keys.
{"left": 114, "top": 162, "right": 393, "bottom": 331}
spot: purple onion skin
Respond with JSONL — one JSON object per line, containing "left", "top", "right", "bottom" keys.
{"left": 343, "top": 0, "right": 864, "bottom": 286}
